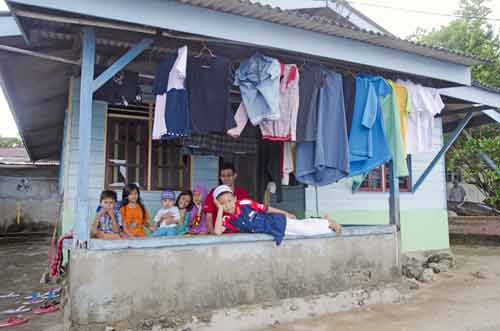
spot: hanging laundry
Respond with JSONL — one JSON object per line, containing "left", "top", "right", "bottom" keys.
{"left": 94, "top": 65, "right": 140, "bottom": 106}
{"left": 228, "top": 64, "right": 300, "bottom": 141}
{"left": 296, "top": 64, "right": 322, "bottom": 142}
{"left": 182, "top": 133, "right": 257, "bottom": 156}
{"left": 164, "top": 46, "right": 190, "bottom": 139}
{"left": 348, "top": 75, "right": 391, "bottom": 177}
{"left": 389, "top": 81, "right": 413, "bottom": 153}
{"left": 296, "top": 69, "right": 349, "bottom": 186}
{"left": 380, "top": 81, "right": 409, "bottom": 177}
{"left": 187, "top": 56, "right": 235, "bottom": 134}
{"left": 397, "top": 80, "right": 445, "bottom": 154}
{"left": 152, "top": 54, "right": 175, "bottom": 139}
{"left": 234, "top": 53, "right": 281, "bottom": 125}
{"left": 282, "top": 142, "right": 295, "bottom": 185}
{"left": 257, "top": 140, "right": 283, "bottom": 203}
{"left": 260, "top": 64, "right": 300, "bottom": 141}
{"left": 342, "top": 74, "right": 356, "bottom": 136}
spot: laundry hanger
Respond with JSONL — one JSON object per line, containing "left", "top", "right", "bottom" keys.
{"left": 195, "top": 43, "right": 216, "bottom": 58}
{"left": 298, "top": 57, "right": 307, "bottom": 72}
{"left": 195, "top": 43, "right": 216, "bottom": 69}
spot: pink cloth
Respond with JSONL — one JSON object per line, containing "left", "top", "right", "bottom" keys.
{"left": 189, "top": 184, "right": 209, "bottom": 234}
{"left": 228, "top": 64, "right": 300, "bottom": 141}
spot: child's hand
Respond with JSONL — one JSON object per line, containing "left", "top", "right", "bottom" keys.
{"left": 286, "top": 212, "right": 296, "bottom": 219}
{"left": 107, "top": 209, "right": 115, "bottom": 218}
{"left": 214, "top": 199, "right": 223, "bottom": 211}
{"left": 162, "top": 212, "right": 176, "bottom": 224}
{"left": 97, "top": 208, "right": 107, "bottom": 217}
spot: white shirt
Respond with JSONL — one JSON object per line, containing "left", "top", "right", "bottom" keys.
{"left": 397, "top": 80, "right": 445, "bottom": 154}
{"left": 152, "top": 45, "right": 188, "bottom": 140}
{"left": 154, "top": 206, "right": 181, "bottom": 228}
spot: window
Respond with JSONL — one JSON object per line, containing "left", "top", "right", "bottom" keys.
{"left": 105, "top": 106, "right": 190, "bottom": 191}
{"left": 359, "top": 156, "right": 412, "bottom": 193}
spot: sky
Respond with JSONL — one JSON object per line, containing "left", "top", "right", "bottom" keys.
{"left": 0, "top": 0, "right": 499, "bottom": 138}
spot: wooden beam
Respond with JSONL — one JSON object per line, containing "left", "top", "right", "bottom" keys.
{"left": 92, "top": 38, "right": 153, "bottom": 92}
{"left": 412, "top": 112, "right": 474, "bottom": 193}
{"left": 74, "top": 27, "right": 95, "bottom": 248}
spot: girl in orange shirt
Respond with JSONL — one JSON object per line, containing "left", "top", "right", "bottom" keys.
{"left": 120, "top": 184, "right": 153, "bottom": 238}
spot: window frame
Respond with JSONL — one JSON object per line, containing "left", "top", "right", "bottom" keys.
{"left": 104, "top": 105, "right": 190, "bottom": 191}
{"left": 358, "top": 156, "right": 412, "bottom": 193}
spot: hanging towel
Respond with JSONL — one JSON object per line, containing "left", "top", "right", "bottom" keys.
{"left": 296, "top": 69, "right": 350, "bottom": 186}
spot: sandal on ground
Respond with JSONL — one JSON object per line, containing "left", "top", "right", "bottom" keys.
{"left": 0, "top": 293, "right": 19, "bottom": 299}
{"left": 0, "top": 316, "right": 29, "bottom": 328}
{"left": 33, "top": 304, "right": 59, "bottom": 315}
{"left": 1, "top": 306, "right": 31, "bottom": 315}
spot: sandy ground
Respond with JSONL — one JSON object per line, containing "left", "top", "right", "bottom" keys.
{"left": 258, "top": 245, "right": 500, "bottom": 331}
{"left": 2, "top": 240, "right": 500, "bottom": 331}
{"left": 0, "top": 238, "right": 63, "bottom": 331}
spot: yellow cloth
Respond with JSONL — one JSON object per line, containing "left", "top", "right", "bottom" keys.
{"left": 389, "top": 81, "right": 413, "bottom": 154}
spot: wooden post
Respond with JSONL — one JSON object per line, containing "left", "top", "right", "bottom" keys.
{"left": 388, "top": 160, "right": 400, "bottom": 230}
{"left": 74, "top": 27, "right": 95, "bottom": 248}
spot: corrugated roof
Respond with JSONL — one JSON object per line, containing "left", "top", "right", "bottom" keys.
{"left": 177, "top": 0, "right": 489, "bottom": 66}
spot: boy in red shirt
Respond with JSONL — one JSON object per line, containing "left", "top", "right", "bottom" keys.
{"left": 212, "top": 185, "right": 342, "bottom": 245}
{"left": 204, "top": 163, "right": 250, "bottom": 233}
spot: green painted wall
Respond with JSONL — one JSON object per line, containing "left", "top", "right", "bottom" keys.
{"left": 329, "top": 209, "right": 449, "bottom": 252}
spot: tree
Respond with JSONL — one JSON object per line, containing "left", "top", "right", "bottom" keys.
{"left": 0, "top": 135, "right": 22, "bottom": 148}
{"left": 447, "top": 125, "right": 500, "bottom": 209}
{"left": 411, "top": 0, "right": 500, "bottom": 88}
{"left": 412, "top": 0, "right": 500, "bottom": 208}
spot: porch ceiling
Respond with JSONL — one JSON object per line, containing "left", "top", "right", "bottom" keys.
{"left": 5, "top": 0, "right": 477, "bottom": 85}
{"left": 0, "top": 36, "right": 72, "bottom": 160}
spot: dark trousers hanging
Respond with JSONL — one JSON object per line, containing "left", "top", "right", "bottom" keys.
{"left": 257, "top": 140, "right": 283, "bottom": 203}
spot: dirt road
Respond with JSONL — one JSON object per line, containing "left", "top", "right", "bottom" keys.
{"left": 0, "top": 238, "right": 63, "bottom": 331}
{"left": 258, "top": 246, "right": 500, "bottom": 331}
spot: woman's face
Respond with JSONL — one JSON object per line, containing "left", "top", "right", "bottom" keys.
{"left": 128, "top": 189, "right": 139, "bottom": 203}
{"left": 177, "top": 194, "right": 192, "bottom": 209}
{"left": 193, "top": 191, "right": 202, "bottom": 205}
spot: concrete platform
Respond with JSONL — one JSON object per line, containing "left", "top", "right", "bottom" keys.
{"left": 67, "top": 225, "right": 400, "bottom": 328}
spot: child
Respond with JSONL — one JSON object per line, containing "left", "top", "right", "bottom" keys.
{"left": 120, "top": 183, "right": 153, "bottom": 238}
{"left": 175, "top": 190, "right": 194, "bottom": 235}
{"left": 213, "top": 185, "right": 342, "bottom": 245}
{"left": 91, "top": 190, "right": 122, "bottom": 240}
{"left": 151, "top": 189, "right": 181, "bottom": 237}
{"left": 188, "top": 185, "right": 209, "bottom": 234}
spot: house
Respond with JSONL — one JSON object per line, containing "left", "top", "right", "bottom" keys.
{"left": 0, "top": 0, "right": 499, "bottom": 329}
{"left": 0, "top": 147, "right": 59, "bottom": 233}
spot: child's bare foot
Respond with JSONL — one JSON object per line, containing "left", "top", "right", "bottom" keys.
{"left": 324, "top": 215, "right": 342, "bottom": 234}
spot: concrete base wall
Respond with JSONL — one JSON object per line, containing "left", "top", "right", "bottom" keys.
{"left": 69, "top": 229, "right": 400, "bottom": 327}
{"left": 0, "top": 167, "right": 60, "bottom": 233}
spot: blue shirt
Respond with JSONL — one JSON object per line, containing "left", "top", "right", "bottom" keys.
{"left": 348, "top": 75, "right": 392, "bottom": 176}
{"left": 234, "top": 53, "right": 281, "bottom": 125}
{"left": 223, "top": 199, "right": 287, "bottom": 245}
{"left": 95, "top": 206, "right": 123, "bottom": 234}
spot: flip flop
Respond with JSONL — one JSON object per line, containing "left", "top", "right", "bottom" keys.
{"left": 1, "top": 306, "right": 31, "bottom": 315}
{"left": 23, "top": 291, "right": 41, "bottom": 300}
{"left": 0, "top": 316, "right": 29, "bottom": 328}
{"left": 33, "top": 304, "right": 59, "bottom": 315}
{"left": 0, "top": 293, "right": 19, "bottom": 299}
{"left": 22, "top": 298, "right": 44, "bottom": 305}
